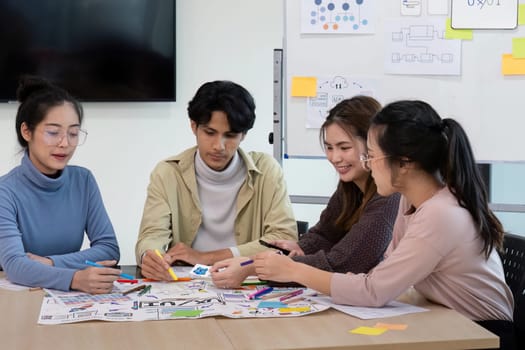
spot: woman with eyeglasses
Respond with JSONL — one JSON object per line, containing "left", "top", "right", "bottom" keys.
{"left": 211, "top": 96, "right": 399, "bottom": 288}
{"left": 255, "top": 100, "right": 514, "bottom": 349}
{"left": 0, "top": 76, "right": 120, "bottom": 293}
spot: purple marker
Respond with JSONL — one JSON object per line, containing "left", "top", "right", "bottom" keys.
{"left": 240, "top": 259, "right": 254, "bottom": 267}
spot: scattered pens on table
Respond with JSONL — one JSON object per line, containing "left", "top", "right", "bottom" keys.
{"left": 240, "top": 259, "right": 254, "bottom": 267}
{"left": 85, "top": 260, "right": 135, "bottom": 280}
{"left": 142, "top": 277, "right": 192, "bottom": 283}
{"left": 154, "top": 249, "right": 179, "bottom": 281}
{"left": 283, "top": 296, "right": 305, "bottom": 304}
{"left": 117, "top": 279, "right": 138, "bottom": 284}
{"left": 260, "top": 290, "right": 295, "bottom": 300}
{"left": 137, "top": 285, "right": 152, "bottom": 296}
{"left": 279, "top": 289, "right": 304, "bottom": 302}
{"left": 247, "top": 286, "right": 273, "bottom": 300}
{"left": 241, "top": 280, "right": 267, "bottom": 286}
{"left": 122, "top": 284, "right": 146, "bottom": 296}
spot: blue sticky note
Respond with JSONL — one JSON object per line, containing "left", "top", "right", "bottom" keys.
{"left": 257, "top": 301, "right": 287, "bottom": 308}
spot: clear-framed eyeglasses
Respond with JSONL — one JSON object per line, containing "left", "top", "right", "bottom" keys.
{"left": 360, "top": 153, "right": 390, "bottom": 171}
{"left": 42, "top": 127, "right": 88, "bottom": 146}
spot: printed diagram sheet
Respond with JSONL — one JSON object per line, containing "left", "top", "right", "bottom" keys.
{"left": 306, "top": 76, "right": 379, "bottom": 128}
{"left": 384, "top": 18, "right": 461, "bottom": 75}
{"left": 38, "top": 281, "right": 329, "bottom": 325}
{"left": 301, "top": 0, "right": 376, "bottom": 34}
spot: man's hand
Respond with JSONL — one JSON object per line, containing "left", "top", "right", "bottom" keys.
{"left": 167, "top": 242, "right": 204, "bottom": 266}
{"left": 210, "top": 257, "right": 253, "bottom": 289}
{"left": 140, "top": 249, "right": 173, "bottom": 281}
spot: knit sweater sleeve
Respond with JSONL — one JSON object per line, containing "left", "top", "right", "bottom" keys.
{"left": 0, "top": 182, "right": 75, "bottom": 291}
{"left": 49, "top": 170, "right": 120, "bottom": 270}
{"left": 296, "top": 188, "right": 347, "bottom": 255}
{"left": 293, "top": 193, "right": 400, "bottom": 273}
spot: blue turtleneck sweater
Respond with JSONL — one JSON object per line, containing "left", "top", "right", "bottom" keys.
{"left": 0, "top": 153, "right": 120, "bottom": 291}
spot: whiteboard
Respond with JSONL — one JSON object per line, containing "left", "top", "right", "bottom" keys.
{"left": 284, "top": 0, "right": 525, "bottom": 161}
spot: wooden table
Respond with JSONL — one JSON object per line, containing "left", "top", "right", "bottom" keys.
{"left": 0, "top": 273, "right": 498, "bottom": 349}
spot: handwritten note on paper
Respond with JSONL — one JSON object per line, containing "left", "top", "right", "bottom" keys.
{"left": 291, "top": 77, "right": 317, "bottom": 97}
{"left": 502, "top": 54, "right": 525, "bottom": 75}
{"left": 350, "top": 326, "right": 388, "bottom": 336}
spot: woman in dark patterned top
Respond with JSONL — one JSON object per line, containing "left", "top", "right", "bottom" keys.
{"left": 211, "top": 96, "right": 399, "bottom": 288}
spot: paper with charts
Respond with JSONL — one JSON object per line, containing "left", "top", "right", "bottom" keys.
{"left": 37, "top": 280, "right": 329, "bottom": 325}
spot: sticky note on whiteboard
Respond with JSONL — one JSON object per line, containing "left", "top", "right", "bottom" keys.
{"left": 502, "top": 53, "right": 525, "bottom": 75}
{"left": 519, "top": 4, "right": 525, "bottom": 25}
{"left": 291, "top": 76, "right": 317, "bottom": 97}
{"left": 445, "top": 18, "right": 473, "bottom": 40}
{"left": 512, "top": 38, "right": 525, "bottom": 58}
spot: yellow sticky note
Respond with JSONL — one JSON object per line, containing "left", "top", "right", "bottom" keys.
{"left": 279, "top": 306, "right": 311, "bottom": 313}
{"left": 519, "top": 4, "right": 525, "bottom": 26}
{"left": 512, "top": 38, "right": 525, "bottom": 58}
{"left": 350, "top": 326, "right": 388, "bottom": 336}
{"left": 291, "top": 76, "right": 317, "bottom": 97}
{"left": 445, "top": 18, "right": 473, "bottom": 40}
{"left": 374, "top": 322, "right": 408, "bottom": 331}
{"left": 502, "top": 53, "right": 525, "bottom": 75}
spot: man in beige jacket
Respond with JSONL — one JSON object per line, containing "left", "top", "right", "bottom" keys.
{"left": 136, "top": 81, "right": 297, "bottom": 281}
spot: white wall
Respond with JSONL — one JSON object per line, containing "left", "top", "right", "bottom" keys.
{"left": 0, "top": 0, "right": 285, "bottom": 264}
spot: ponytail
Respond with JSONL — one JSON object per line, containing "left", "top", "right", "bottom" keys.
{"left": 441, "top": 119, "right": 503, "bottom": 258}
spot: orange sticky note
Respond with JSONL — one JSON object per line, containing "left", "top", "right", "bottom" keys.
{"left": 445, "top": 18, "right": 472, "bottom": 40}
{"left": 502, "top": 53, "right": 525, "bottom": 75}
{"left": 349, "top": 326, "right": 388, "bottom": 336}
{"left": 374, "top": 322, "right": 408, "bottom": 330}
{"left": 519, "top": 4, "right": 525, "bottom": 26}
{"left": 291, "top": 76, "right": 317, "bottom": 97}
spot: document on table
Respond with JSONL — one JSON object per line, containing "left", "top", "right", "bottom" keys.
{"left": 0, "top": 277, "right": 30, "bottom": 291}
{"left": 308, "top": 295, "right": 428, "bottom": 320}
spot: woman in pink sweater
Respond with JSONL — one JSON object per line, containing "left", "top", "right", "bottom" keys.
{"left": 255, "top": 100, "right": 515, "bottom": 349}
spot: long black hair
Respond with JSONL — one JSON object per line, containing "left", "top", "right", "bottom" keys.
{"left": 372, "top": 100, "right": 503, "bottom": 258}
{"left": 319, "top": 95, "right": 381, "bottom": 231}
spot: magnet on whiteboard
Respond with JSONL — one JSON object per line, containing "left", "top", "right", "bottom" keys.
{"left": 400, "top": 0, "right": 421, "bottom": 16}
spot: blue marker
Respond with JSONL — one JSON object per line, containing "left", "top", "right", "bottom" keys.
{"left": 85, "top": 260, "right": 135, "bottom": 280}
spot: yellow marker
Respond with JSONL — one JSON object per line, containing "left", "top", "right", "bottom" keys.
{"left": 154, "top": 249, "right": 178, "bottom": 281}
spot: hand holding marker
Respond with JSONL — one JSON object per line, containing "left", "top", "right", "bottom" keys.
{"left": 154, "top": 249, "right": 178, "bottom": 281}
{"left": 85, "top": 260, "right": 135, "bottom": 280}
{"left": 259, "top": 239, "right": 290, "bottom": 255}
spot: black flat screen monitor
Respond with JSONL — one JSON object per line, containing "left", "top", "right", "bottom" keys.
{"left": 0, "top": 0, "right": 176, "bottom": 102}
